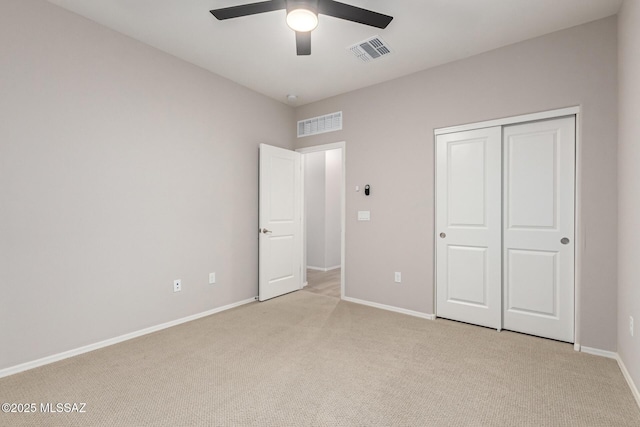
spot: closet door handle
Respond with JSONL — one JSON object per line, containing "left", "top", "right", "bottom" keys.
{"left": 440, "top": 232, "right": 446, "bottom": 239}
{"left": 561, "top": 237, "right": 570, "bottom": 245}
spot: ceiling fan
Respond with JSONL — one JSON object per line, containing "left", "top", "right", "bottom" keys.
{"left": 210, "top": 0, "right": 393, "bottom": 55}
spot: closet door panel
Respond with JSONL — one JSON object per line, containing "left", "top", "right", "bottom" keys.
{"left": 447, "top": 245, "right": 488, "bottom": 307}
{"left": 502, "top": 117, "right": 575, "bottom": 342}
{"left": 436, "top": 127, "right": 502, "bottom": 329}
{"left": 506, "top": 132, "right": 557, "bottom": 229}
{"left": 506, "top": 249, "right": 558, "bottom": 317}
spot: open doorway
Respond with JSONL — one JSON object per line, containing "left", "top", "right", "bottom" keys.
{"left": 297, "top": 142, "right": 346, "bottom": 299}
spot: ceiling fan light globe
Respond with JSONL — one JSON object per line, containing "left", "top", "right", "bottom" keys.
{"left": 286, "top": 9, "right": 318, "bottom": 32}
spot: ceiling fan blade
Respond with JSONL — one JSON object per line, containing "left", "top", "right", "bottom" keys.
{"left": 317, "top": 0, "right": 393, "bottom": 29}
{"left": 296, "top": 31, "right": 311, "bottom": 55}
{"left": 210, "top": 0, "right": 286, "bottom": 20}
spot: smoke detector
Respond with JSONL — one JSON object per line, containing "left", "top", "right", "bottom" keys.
{"left": 286, "top": 94, "right": 298, "bottom": 104}
{"left": 348, "top": 36, "right": 392, "bottom": 62}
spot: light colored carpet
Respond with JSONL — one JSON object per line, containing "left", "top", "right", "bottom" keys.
{"left": 1, "top": 291, "right": 639, "bottom": 426}
{"left": 304, "top": 268, "right": 341, "bottom": 298}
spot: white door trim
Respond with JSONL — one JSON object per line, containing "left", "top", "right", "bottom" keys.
{"left": 296, "top": 142, "right": 346, "bottom": 299}
{"left": 573, "top": 109, "right": 583, "bottom": 352}
{"left": 433, "top": 107, "right": 582, "bottom": 350}
{"left": 434, "top": 106, "right": 580, "bottom": 135}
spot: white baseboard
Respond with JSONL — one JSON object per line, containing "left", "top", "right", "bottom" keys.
{"left": 302, "top": 281, "right": 308, "bottom": 288}
{"left": 342, "top": 296, "right": 435, "bottom": 320}
{"left": 617, "top": 354, "right": 640, "bottom": 408}
{"left": 307, "top": 265, "right": 341, "bottom": 272}
{"left": 0, "top": 297, "right": 256, "bottom": 379}
{"left": 580, "top": 347, "right": 640, "bottom": 409}
{"left": 580, "top": 346, "right": 617, "bottom": 359}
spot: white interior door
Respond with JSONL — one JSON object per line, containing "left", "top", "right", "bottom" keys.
{"left": 502, "top": 117, "right": 575, "bottom": 342}
{"left": 436, "top": 127, "right": 502, "bottom": 329}
{"left": 259, "top": 143, "right": 302, "bottom": 301}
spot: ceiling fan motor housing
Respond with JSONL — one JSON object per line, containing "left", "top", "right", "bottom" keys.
{"left": 287, "top": 0, "right": 319, "bottom": 15}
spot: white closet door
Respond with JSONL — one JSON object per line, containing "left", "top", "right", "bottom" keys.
{"left": 502, "top": 117, "right": 575, "bottom": 342}
{"left": 436, "top": 127, "right": 502, "bottom": 329}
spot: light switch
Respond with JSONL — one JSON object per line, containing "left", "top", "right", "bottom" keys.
{"left": 358, "top": 211, "right": 370, "bottom": 221}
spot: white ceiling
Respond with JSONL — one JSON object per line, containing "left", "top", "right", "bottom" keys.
{"left": 47, "top": 0, "right": 621, "bottom": 106}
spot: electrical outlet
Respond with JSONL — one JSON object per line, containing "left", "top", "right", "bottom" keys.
{"left": 631, "top": 316, "right": 634, "bottom": 337}
{"left": 394, "top": 272, "right": 401, "bottom": 283}
{"left": 209, "top": 272, "right": 216, "bottom": 284}
{"left": 173, "top": 279, "right": 182, "bottom": 293}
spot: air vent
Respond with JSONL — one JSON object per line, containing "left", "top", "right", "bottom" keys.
{"left": 297, "top": 111, "right": 342, "bottom": 138}
{"left": 348, "top": 36, "right": 392, "bottom": 62}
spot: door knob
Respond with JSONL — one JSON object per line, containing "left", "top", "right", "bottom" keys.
{"left": 261, "top": 228, "right": 272, "bottom": 234}
{"left": 561, "top": 237, "right": 570, "bottom": 245}
{"left": 440, "top": 232, "right": 446, "bottom": 239}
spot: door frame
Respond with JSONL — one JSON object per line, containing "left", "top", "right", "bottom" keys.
{"left": 433, "top": 106, "right": 583, "bottom": 351}
{"left": 296, "top": 141, "right": 347, "bottom": 299}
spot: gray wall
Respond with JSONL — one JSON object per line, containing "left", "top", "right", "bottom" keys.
{"left": 618, "top": 0, "right": 640, "bottom": 396}
{"left": 0, "top": 0, "right": 295, "bottom": 370}
{"left": 324, "top": 149, "right": 342, "bottom": 269}
{"left": 305, "top": 152, "right": 327, "bottom": 269}
{"left": 304, "top": 149, "right": 342, "bottom": 270}
{"left": 295, "top": 17, "right": 618, "bottom": 351}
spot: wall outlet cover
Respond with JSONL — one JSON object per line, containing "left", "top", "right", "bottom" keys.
{"left": 173, "top": 279, "right": 182, "bottom": 293}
